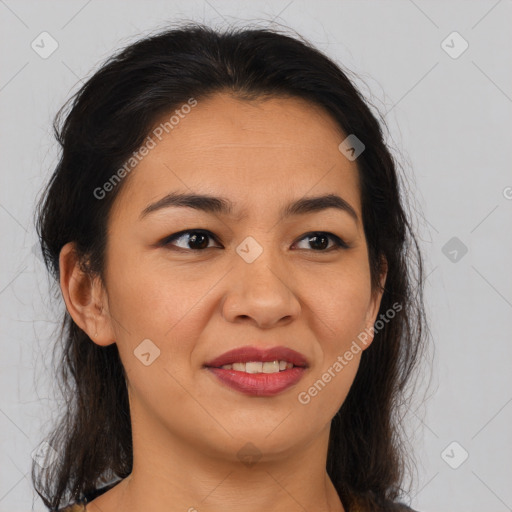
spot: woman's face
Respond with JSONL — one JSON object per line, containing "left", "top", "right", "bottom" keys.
{"left": 101, "top": 93, "right": 385, "bottom": 461}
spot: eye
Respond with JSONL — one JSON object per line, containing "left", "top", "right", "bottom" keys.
{"left": 293, "top": 232, "right": 349, "bottom": 252}
{"left": 160, "top": 230, "right": 220, "bottom": 251}
{"left": 160, "top": 230, "right": 348, "bottom": 252}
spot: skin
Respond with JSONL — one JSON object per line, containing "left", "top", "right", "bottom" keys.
{"left": 59, "top": 93, "right": 387, "bottom": 512}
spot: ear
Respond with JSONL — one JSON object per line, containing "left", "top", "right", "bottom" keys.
{"left": 59, "top": 242, "right": 116, "bottom": 347}
{"left": 362, "top": 256, "right": 388, "bottom": 349}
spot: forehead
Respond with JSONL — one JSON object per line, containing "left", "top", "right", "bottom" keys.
{"left": 111, "top": 93, "right": 361, "bottom": 221}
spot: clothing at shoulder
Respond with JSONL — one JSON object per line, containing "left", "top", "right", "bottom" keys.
{"left": 57, "top": 505, "right": 85, "bottom": 512}
{"left": 56, "top": 481, "right": 118, "bottom": 512}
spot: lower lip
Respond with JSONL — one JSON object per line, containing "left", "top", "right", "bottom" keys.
{"left": 206, "top": 367, "right": 307, "bottom": 397}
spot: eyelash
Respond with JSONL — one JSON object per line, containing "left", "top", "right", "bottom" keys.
{"left": 160, "top": 229, "right": 349, "bottom": 252}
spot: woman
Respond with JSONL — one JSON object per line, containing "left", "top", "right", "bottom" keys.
{"left": 32, "top": 22, "right": 428, "bottom": 512}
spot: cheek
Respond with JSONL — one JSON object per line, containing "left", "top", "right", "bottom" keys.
{"left": 105, "top": 256, "right": 219, "bottom": 431}
{"left": 106, "top": 238, "right": 199, "bottom": 327}
{"left": 104, "top": 249, "right": 220, "bottom": 372}
{"left": 296, "top": 353, "right": 360, "bottom": 428}
{"left": 296, "top": 258, "right": 371, "bottom": 415}
{"left": 305, "top": 258, "right": 372, "bottom": 344}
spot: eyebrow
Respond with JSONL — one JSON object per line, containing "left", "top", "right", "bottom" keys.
{"left": 139, "top": 192, "right": 358, "bottom": 222}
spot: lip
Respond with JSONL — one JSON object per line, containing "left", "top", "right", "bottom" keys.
{"left": 203, "top": 345, "right": 309, "bottom": 397}
{"left": 203, "top": 345, "right": 309, "bottom": 368}
{"left": 206, "top": 366, "right": 307, "bottom": 397}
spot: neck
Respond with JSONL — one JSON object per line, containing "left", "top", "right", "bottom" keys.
{"left": 107, "top": 414, "right": 345, "bottom": 512}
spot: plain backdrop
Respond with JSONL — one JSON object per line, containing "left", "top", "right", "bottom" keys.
{"left": 0, "top": 1, "right": 511, "bottom": 511}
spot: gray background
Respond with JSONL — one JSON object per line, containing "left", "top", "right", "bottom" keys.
{"left": 1, "top": 1, "right": 511, "bottom": 511}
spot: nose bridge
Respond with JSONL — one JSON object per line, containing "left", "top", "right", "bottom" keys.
{"left": 221, "top": 234, "right": 301, "bottom": 328}
{"left": 236, "top": 233, "right": 289, "bottom": 295}
{"left": 236, "top": 231, "right": 287, "bottom": 285}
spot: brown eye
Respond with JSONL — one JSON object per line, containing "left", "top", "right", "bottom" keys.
{"left": 293, "top": 232, "right": 349, "bottom": 251}
{"left": 161, "top": 230, "right": 220, "bottom": 251}
{"left": 160, "top": 230, "right": 348, "bottom": 253}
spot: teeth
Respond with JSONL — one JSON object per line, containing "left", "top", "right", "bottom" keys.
{"left": 262, "top": 361, "right": 280, "bottom": 373}
{"left": 220, "top": 360, "right": 294, "bottom": 373}
{"left": 246, "top": 362, "right": 263, "bottom": 373}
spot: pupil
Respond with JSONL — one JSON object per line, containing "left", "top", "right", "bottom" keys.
{"left": 190, "top": 233, "right": 208, "bottom": 249}
{"left": 310, "top": 233, "right": 328, "bottom": 250}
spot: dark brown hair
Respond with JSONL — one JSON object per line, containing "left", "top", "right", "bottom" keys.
{"left": 33, "top": 22, "right": 429, "bottom": 512}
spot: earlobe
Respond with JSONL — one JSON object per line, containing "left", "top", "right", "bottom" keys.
{"left": 59, "top": 242, "right": 115, "bottom": 346}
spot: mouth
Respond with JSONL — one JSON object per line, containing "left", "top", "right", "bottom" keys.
{"left": 203, "top": 345, "right": 309, "bottom": 397}
{"left": 204, "top": 345, "right": 309, "bottom": 369}
{"left": 210, "top": 360, "right": 299, "bottom": 373}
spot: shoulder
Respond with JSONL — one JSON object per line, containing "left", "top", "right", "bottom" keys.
{"left": 56, "top": 481, "right": 119, "bottom": 512}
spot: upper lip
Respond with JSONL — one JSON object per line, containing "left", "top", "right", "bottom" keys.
{"left": 204, "top": 345, "right": 309, "bottom": 368}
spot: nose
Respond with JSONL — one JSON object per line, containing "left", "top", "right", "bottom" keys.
{"left": 221, "top": 255, "right": 301, "bottom": 329}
